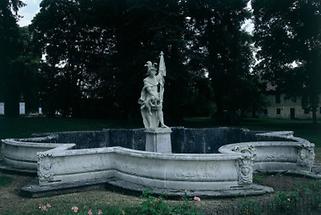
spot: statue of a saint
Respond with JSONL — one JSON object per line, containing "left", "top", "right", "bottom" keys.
{"left": 138, "top": 51, "right": 168, "bottom": 129}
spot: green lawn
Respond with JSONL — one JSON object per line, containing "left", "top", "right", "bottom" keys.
{"left": 0, "top": 175, "right": 12, "bottom": 187}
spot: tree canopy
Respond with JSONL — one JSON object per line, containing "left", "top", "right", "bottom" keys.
{"left": 1, "top": 0, "right": 320, "bottom": 123}
{"left": 0, "top": 0, "right": 27, "bottom": 116}
{"left": 253, "top": 0, "right": 321, "bottom": 123}
{"left": 30, "top": 0, "right": 260, "bottom": 123}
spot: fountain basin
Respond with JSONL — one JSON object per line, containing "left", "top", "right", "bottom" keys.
{"left": 0, "top": 127, "right": 317, "bottom": 197}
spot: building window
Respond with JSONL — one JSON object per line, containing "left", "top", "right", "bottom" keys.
{"left": 291, "top": 97, "right": 297, "bottom": 103}
{"left": 304, "top": 109, "right": 309, "bottom": 114}
{"left": 277, "top": 108, "right": 281, "bottom": 115}
{"left": 320, "top": 107, "right": 321, "bottom": 114}
{"left": 275, "top": 94, "right": 281, "bottom": 104}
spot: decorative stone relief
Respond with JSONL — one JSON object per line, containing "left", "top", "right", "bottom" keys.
{"left": 297, "top": 144, "right": 315, "bottom": 171}
{"left": 37, "top": 153, "right": 54, "bottom": 183}
{"left": 234, "top": 145, "right": 256, "bottom": 185}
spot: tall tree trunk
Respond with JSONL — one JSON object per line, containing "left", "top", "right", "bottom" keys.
{"left": 214, "top": 93, "right": 224, "bottom": 122}
{"left": 312, "top": 108, "right": 317, "bottom": 124}
{"left": 311, "top": 93, "right": 319, "bottom": 124}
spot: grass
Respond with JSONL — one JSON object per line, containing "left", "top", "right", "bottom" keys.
{"left": 0, "top": 175, "right": 12, "bottom": 187}
{"left": 0, "top": 174, "right": 201, "bottom": 215}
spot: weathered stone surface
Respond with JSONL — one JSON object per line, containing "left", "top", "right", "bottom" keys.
{"left": 21, "top": 177, "right": 273, "bottom": 198}
{"left": 108, "top": 129, "right": 131, "bottom": 148}
{"left": 107, "top": 179, "right": 273, "bottom": 197}
{"left": 170, "top": 127, "right": 185, "bottom": 153}
{"left": 56, "top": 131, "right": 105, "bottom": 149}
{"left": 34, "top": 146, "right": 244, "bottom": 193}
{"left": 183, "top": 129, "right": 205, "bottom": 153}
{"left": 219, "top": 131, "right": 317, "bottom": 176}
{"left": 145, "top": 128, "right": 172, "bottom": 153}
{"left": 1, "top": 138, "right": 62, "bottom": 172}
{"left": 31, "top": 127, "right": 259, "bottom": 153}
{"left": 130, "top": 129, "right": 145, "bottom": 151}
{"left": 1, "top": 128, "right": 319, "bottom": 198}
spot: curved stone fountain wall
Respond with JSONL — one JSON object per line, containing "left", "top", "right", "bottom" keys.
{"left": 0, "top": 127, "right": 318, "bottom": 197}
{"left": 219, "top": 131, "right": 317, "bottom": 177}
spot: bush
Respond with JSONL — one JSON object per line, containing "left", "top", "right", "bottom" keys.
{"left": 138, "top": 195, "right": 171, "bottom": 215}
{"left": 137, "top": 192, "right": 201, "bottom": 215}
{"left": 0, "top": 175, "right": 12, "bottom": 187}
{"left": 238, "top": 199, "right": 262, "bottom": 215}
{"left": 271, "top": 191, "right": 299, "bottom": 215}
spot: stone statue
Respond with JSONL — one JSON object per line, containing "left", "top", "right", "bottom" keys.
{"left": 139, "top": 51, "right": 168, "bottom": 129}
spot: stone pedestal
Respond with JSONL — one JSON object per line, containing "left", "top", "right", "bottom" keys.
{"left": 19, "top": 102, "right": 25, "bottom": 115}
{"left": 0, "top": 102, "right": 4, "bottom": 115}
{"left": 145, "top": 128, "right": 172, "bottom": 153}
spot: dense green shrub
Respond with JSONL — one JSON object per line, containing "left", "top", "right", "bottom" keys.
{"left": 0, "top": 175, "right": 13, "bottom": 187}
{"left": 137, "top": 192, "right": 201, "bottom": 215}
{"left": 238, "top": 199, "right": 262, "bottom": 215}
{"left": 270, "top": 191, "right": 299, "bottom": 215}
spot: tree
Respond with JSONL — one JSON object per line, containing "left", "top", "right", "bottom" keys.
{"left": 31, "top": 0, "right": 118, "bottom": 117}
{"left": 185, "top": 0, "right": 258, "bottom": 123}
{"left": 253, "top": 0, "right": 321, "bottom": 123}
{"left": 0, "top": 0, "right": 25, "bottom": 116}
{"left": 31, "top": 0, "right": 268, "bottom": 123}
{"left": 31, "top": 0, "right": 191, "bottom": 123}
{"left": 100, "top": 0, "right": 191, "bottom": 122}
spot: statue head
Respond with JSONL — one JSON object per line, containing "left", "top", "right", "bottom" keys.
{"left": 144, "top": 61, "right": 157, "bottom": 76}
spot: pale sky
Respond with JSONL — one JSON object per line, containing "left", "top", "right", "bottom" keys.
{"left": 18, "top": 0, "right": 41, "bottom": 27}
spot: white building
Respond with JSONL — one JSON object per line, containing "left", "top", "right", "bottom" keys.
{"left": 262, "top": 94, "right": 321, "bottom": 119}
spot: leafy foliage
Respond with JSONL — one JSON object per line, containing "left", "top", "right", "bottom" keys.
{"left": 137, "top": 192, "right": 201, "bottom": 215}
{"left": 7, "top": 0, "right": 321, "bottom": 123}
{"left": 31, "top": 0, "right": 191, "bottom": 121}
{"left": 0, "top": 175, "right": 13, "bottom": 187}
{"left": 0, "top": 0, "right": 25, "bottom": 115}
{"left": 29, "top": 0, "right": 259, "bottom": 122}
{"left": 184, "top": 0, "right": 263, "bottom": 122}
{"left": 238, "top": 199, "right": 262, "bottom": 215}
{"left": 271, "top": 191, "right": 300, "bottom": 214}
{"left": 253, "top": 0, "right": 321, "bottom": 123}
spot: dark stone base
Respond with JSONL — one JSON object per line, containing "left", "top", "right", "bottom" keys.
{"left": 20, "top": 178, "right": 108, "bottom": 198}
{"left": 0, "top": 160, "right": 36, "bottom": 175}
{"left": 107, "top": 179, "right": 274, "bottom": 197}
{"left": 255, "top": 164, "right": 321, "bottom": 179}
{"left": 20, "top": 177, "right": 274, "bottom": 198}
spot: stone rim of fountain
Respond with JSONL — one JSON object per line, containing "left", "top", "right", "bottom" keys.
{"left": 0, "top": 127, "right": 319, "bottom": 197}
